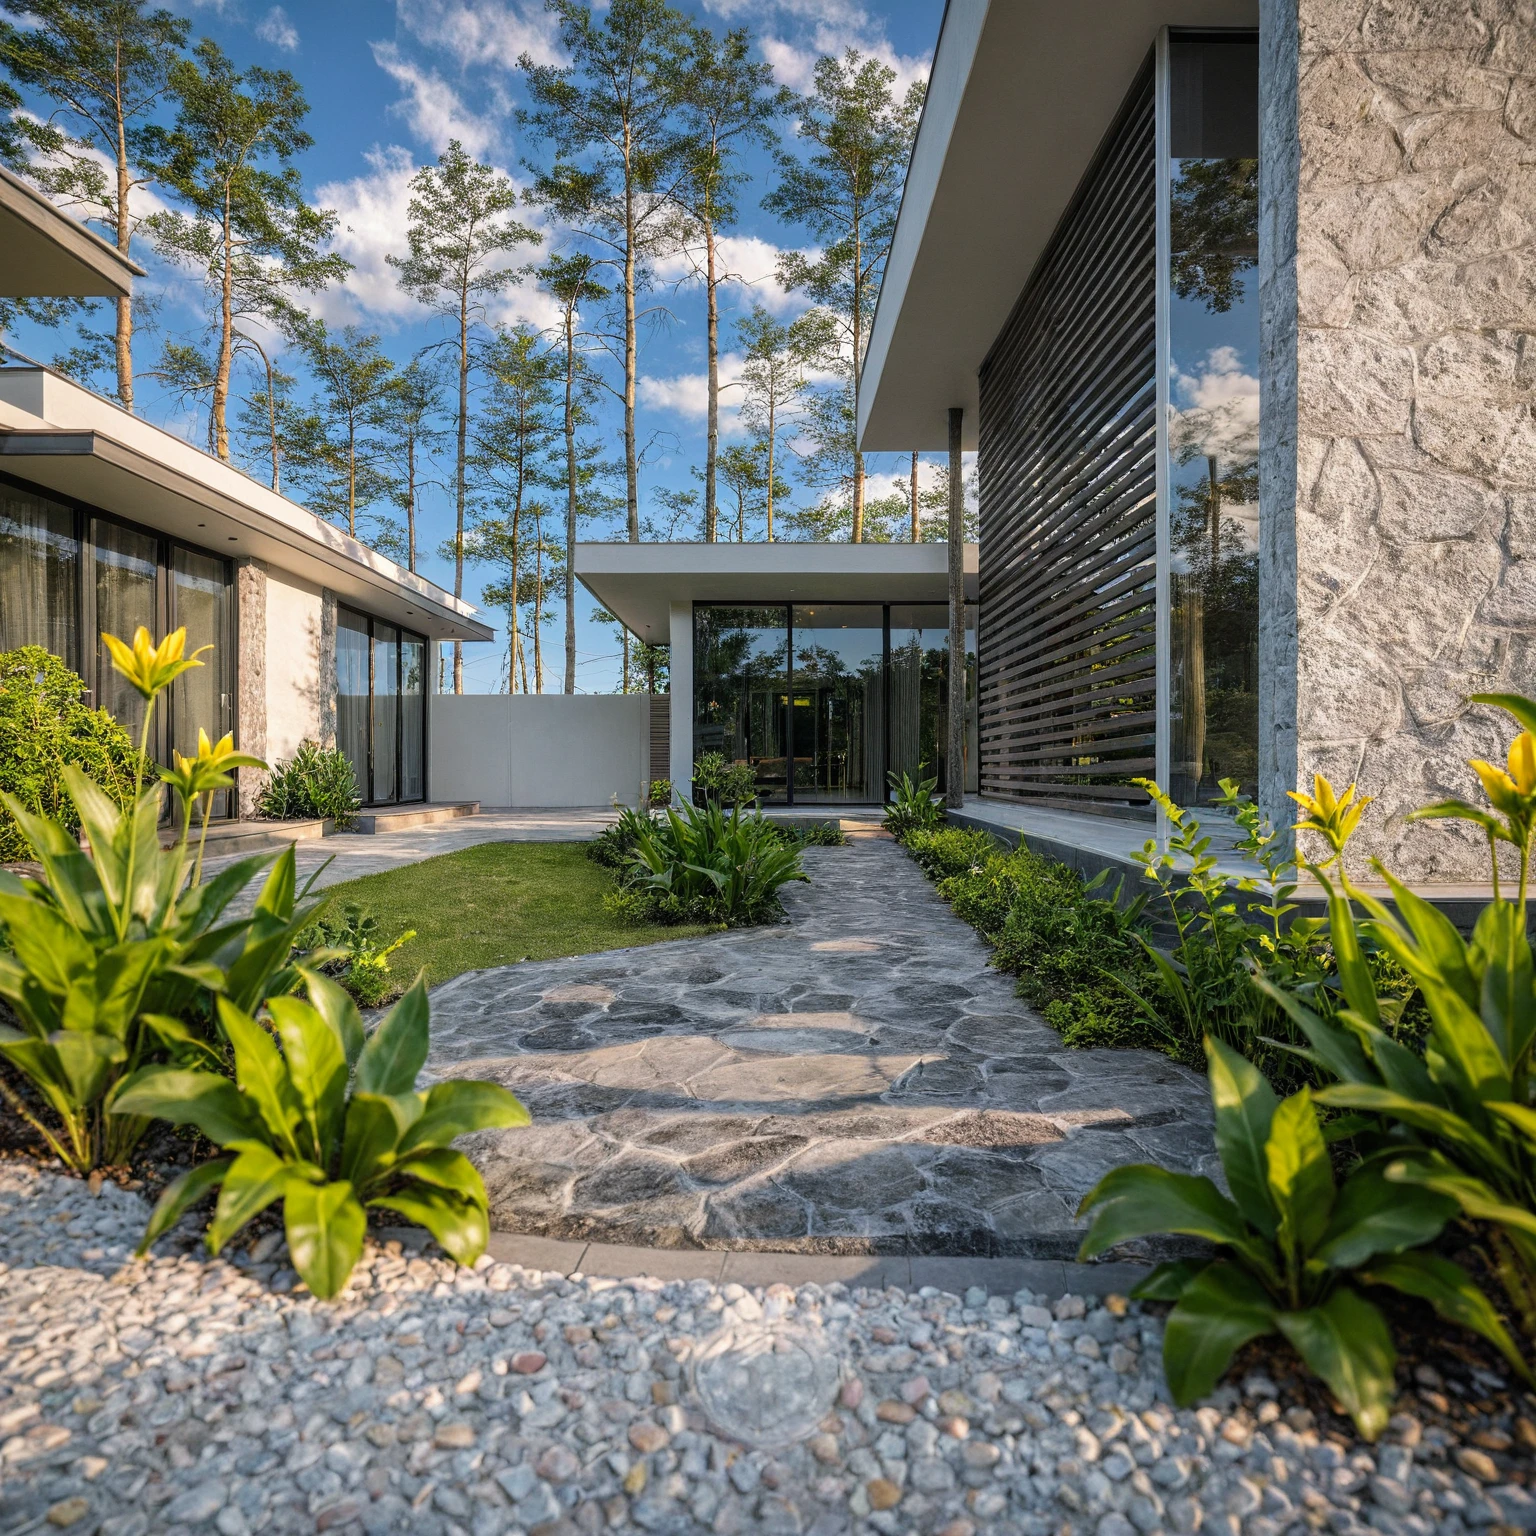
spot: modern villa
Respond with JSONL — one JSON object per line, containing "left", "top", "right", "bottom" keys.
{"left": 0, "top": 164, "right": 491, "bottom": 822}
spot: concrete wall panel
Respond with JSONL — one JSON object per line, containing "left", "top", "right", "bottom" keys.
{"left": 264, "top": 568, "right": 329, "bottom": 767}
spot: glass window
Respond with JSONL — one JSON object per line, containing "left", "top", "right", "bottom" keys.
{"left": 170, "top": 546, "right": 235, "bottom": 815}
{"left": 92, "top": 518, "right": 158, "bottom": 741}
{"left": 792, "top": 605, "right": 884, "bottom": 804}
{"left": 336, "top": 609, "right": 370, "bottom": 804}
{"left": 372, "top": 622, "right": 399, "bottom": 804}
{"left": 400, "top": 634, "right": 425, "bottom": 802}
{"left": 1166, "top": 34, "right": 1260, "bottom": 806}
{"left": 693, "top": 606, "right": 789, "bottom": 802}
{"left": 0, "top": 487, "right": 78, "bottom": 662}
{"left": 889, "top": 604, "right": 978, "bottom": 798}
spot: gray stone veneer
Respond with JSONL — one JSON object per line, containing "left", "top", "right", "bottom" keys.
{"left": 1260, "top": 0, "right": 1536, "bottom": 880}
{"left": 235, "top": 558, "right": 267, "bottom": 817}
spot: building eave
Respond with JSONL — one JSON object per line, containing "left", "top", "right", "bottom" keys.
{"left": 0, "top": 164, "right": 144, "bottom": 300}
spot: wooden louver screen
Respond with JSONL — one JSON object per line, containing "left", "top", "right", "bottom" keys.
{"left": 977, "top": 61, "right": 1157, "bottom": 817}
{"left": 648, "top": 693, "right": 671, "bottom": 787}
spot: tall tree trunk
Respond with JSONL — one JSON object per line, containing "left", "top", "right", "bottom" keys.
{"left": 519, "top": 636, "right": 530, "bottom": 695}
{"left": 453, "top": 295, "right": 469, "bottom": 693}
{"left": 509, "top": 503, "right": 521, "bottom": 696}
{"left": 704, "top": 219, "right": 718, "bottom": 543}
{"left": 563, "top": 309, "right": 578, "bottom": 695}
{"left": 533, "top": 526, "right": 545, "bottom": 694}
{"left": 406, "top": 437, "right": 416, "bottom": 571}
{"left": 766, "top": 396, "right": 775, "bottom": 543}
{"left": 114, "top": 113, "right": 133, "bottom": 412}
{"left": 262, "top": 348, "right": 279, "bottom": 491}
{"left": 850, "top": 223, "right": 863, "bottom": 542}
{"left": 621, "top": 629, "right": 631, "bottom": 694}
{"left": 910, "top": 449, "right": 920, "bottom": 542}
{"left": 212, "top": 197, "right": 234, "bottom": 463}
{"left": 347, "top": 429, "right": 357, "bottom": 536}
{"left": 623, "top": 129, "right": 639, "bottom": 543}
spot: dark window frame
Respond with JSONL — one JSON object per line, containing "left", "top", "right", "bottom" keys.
{"left": 335, "top": 602, "right": 427, "bottom": 807}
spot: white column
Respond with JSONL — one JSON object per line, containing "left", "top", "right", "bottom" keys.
{"left": 668, "top": 601, "right": 692, "bottom": 805}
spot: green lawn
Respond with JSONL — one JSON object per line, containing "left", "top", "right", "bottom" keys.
{"left": 312, "top": 840, "right": 711, "bottom": 988}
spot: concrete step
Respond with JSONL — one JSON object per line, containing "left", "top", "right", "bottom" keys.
{"left": 161, "top": 817, "right": 328, "bottom": 855}
{"left": 351, "top": 801, "right": 480, "bottom": 835}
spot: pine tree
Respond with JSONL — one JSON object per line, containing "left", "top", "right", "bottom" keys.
{"left": 736, "top": 304, "right": 805, "bottom": 543}
{"left": 763, "top": 51, "right": 923, "bottom": 541}
{"left": 371, "top": 358, "right": 445, "bottom": 574}
{"left": 389, "top": 141, "right": 537, "bottom": 692}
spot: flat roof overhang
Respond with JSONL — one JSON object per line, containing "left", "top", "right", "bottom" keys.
{"left": 575, "top": 541, "right": 980, "bottom": 646}
{"left": 0, "top": 428, "right": 492, "bottom": 643}
{"left": 858, "top": 0, "right": 1256, "bottom": 452}
{"left": 0, "top": 165, "right": 144, "bottom": 299}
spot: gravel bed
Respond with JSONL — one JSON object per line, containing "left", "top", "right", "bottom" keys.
{"left": 3, "top": 1161, "right": 1535, "bottom": 1536}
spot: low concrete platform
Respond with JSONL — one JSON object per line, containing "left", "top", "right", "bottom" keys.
{"left": 161, "top": 816, "right": 327, "bottom": 854}
{"left": 353, "top": 799, "right": 479, "bottom": 834}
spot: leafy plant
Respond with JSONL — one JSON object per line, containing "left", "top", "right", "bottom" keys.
{"left": 586, "top": 806, "right": 658, "bottom": 873}
{"left": 0, "top": 629, "right": 315, "bottom": 1173}
{"left": 648, "top": 778, "right": 673, "bottom": 808}
{"left": 299, "top": 903, "right": 416, "bottom": 1009}
{"left": 0, "top": 646, "right": 146, "bottom": 862}
{"left": 256, "top": 740, "right": 362, "bottom": 828}
{"left": 884, "top": 768, "right": 943, "bottom": 840}
{"left": 786, "top": 822, "right": 848, "bottom": 848}
{"left": 691, "top": 750, "right": 759, "bottom": 808}
{"left": 115, "top": 972, "right": 529, "bottom": 1298}
{"left": 1078, "top": 1036, "right": 1529, "bottom": 1438}
{"left": 626, "top": 800, "right": 808, "bottom": 926}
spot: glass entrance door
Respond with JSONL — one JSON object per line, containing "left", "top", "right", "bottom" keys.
{"left": 336, "top": 607, "right": 427, "bottom": 806}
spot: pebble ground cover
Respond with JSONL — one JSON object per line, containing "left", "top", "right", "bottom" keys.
{"left": 4, "top": 1162, "right": 1536, "bottom": 1536}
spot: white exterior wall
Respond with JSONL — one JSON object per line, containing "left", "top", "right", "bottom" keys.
{"left": 668, "top": 601, "right": 693, "bottom": 800}
{"left": 429, "top": 694, "right": 649, "bottom": 808}
{"left": 264, "top": 568, "right": 329, "bottom": 765}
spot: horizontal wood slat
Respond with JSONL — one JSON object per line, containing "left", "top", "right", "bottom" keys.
{"left": 977, "top": 58, "right": 1157, "bottom": 820}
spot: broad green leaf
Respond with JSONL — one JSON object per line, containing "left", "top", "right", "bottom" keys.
{"left": 1077, "top": 1165, "right": 1253, "bottom": 1260}
{"left": 1364, "top": 1249, "right": 1533, "bottom": 1385}
{"left": 217, "top": 998, "right": 301, "bottom": 1156}
{"left": 1472, "top": 900, "right": 1536, "bottom": 1069}
{"left": 393, "top": 1146, "right": 487, "bottom": 1203}
{"left": 370, "top": 1181, "right": 488, "bottom": 1266}
{"left": 1162, "top": 1261, "right": 1276, "bottom": 1405}
{"left": 1207, "top": 1036, "right": 1280, "bottom": 1237}
{"left": 1250, "top": 975, "right": 1375, "bottom": 1085}
{"left": 1469, "top": 690, "right": 1536, "bottom": 740}
{"left": 139, "top": 1014, "right": 223, "bottom": 1067}
{"left": 208, "top": 1143, "right": 291, "bottom": 1254}
{"left": 1314, "top": 1163, "right": 1455, "bottom": 1268}
{"left": 1326, "top": 886, "right": 1379, "bottom": 1028}
{"left": 283, "top": 1178, "right": 367, "bottom": 1300}
{"left": 355, "top": 976, "right": 430, "bottom": 1096}
{"left": 1129, "top": 1258, "right": 1208, "bottom": 1302}
{"left": 1385, "top": 1156, "right": 1536, "bottom": 1239}
{"left": 222, "top": 917, "right": 308, "bottom": 1016}
{"left": 1373, "top": 869, "right": 1479, "bottom": 1010}
{"left": 49, "top": 1030, "right": 125, "bottom": 1106}
{"left": 1265, "top": 1087, "right": 1334, "bottom": 1261}
{"left": 256, "top": 844, "right": 297, "bottom": 920}
{"left": 0, "top": 893, "right": 94, "bottom": 993}
{"left": 174, "top": 852, "right": 276, "bottom": 937}
{"left": 136, "top": 1158, "right": 232, "bottom": 1256}
{"left": 1487, "top": 1099, "right": 1536, "bottom": 1148}
{"left": 267, "top": 996, "right": 348, "bottom": 1164}
{"left": 298, "top": 967, "right": 365, "bottom": 1069}
{"left": 61, "top": 766, "right": 131, "bottom": 906}
{"left": 340, "top": 1092, "right": 421, "bottom": 1190}
{"left": 397, "top": 1079, "right": 530, "bottom": 1156}
{"left": 1316, "top": 1085, "right": 1510, "bottom": 1173}
{"left": 1276, "top": 1287, "right": 1396, "bottom": 1441}
{"left": 112, "top": 1066, "right": 265, "bottom": 1145}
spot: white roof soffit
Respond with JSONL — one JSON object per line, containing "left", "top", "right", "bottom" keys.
{"left": 858, "top": 0, "right": 1257, "bottom": 453}
{"left": 0, "top": 165, "right": 144, "bottom": 300}
{"left": 0, "top": 375, "right": 490, "bottom": 643}
{"left": 574, "top": 541, "right": 980, "bottom": 646}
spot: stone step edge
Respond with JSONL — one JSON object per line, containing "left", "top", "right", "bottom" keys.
{"left": 379, "top": 1227, "right": 1148, "bottom": 1299}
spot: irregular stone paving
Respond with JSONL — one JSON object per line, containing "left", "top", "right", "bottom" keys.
{"left": 5, "top": 1164, "right": 1534, "bottom": 1536}
{"left": 428, "top": 840, "right": 1217, "bottom": 1257}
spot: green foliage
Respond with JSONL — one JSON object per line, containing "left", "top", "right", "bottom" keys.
{"left": 621, "top": 801, "right": 808, "bottom": 926}
{"left": 256, "top": 740, "right": 361, "bottom": 828}
{"left": 115, "top": 973, "right": 529, "bottom": 1297}
{"left": 0, "top": 648, "right": 144, "bottom": 862}
{"left": 648, "top": 779, "right": 673, "bottom": 808}
{"left": 1078, "top": 1038, "right": 1526, "bottom": 1436}
{"left": 586, "top": 806, "right": 656, "bottom": 873}
{"left": 883, "top": 769, "right": 943, "bottom": 840}
{"left": 691, "top": 750, "right": 759, "bottom": 807}
{"left": 785, "top": 823, "right": 848, "bottom": 849}
{"left": 298, "top": 903, "right": 416, "bottom": 1009}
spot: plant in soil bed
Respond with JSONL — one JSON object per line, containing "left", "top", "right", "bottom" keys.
{"left": 1077, "top": 1035, "right": 1530, "bottom": 1439}
{"left": 115, "top": 971, "right": 528, "bottom": 1298}
{"left": 883, "top": 768, "right": 943, "bottom": 840}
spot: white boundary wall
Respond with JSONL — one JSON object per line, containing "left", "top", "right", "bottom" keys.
{"left": 428, "top": 694, "right": 649, "bottom": 808}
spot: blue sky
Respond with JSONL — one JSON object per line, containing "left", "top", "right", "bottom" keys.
{"left": 6, "top": 0, "right": 948, "bottom": 694}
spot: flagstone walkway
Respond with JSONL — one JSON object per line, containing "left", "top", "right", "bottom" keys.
{"left": 428, "top": 838, "right": 1217, "bottom": 1259}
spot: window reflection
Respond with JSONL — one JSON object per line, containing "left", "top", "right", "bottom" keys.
{"left": 792, "top": 606, "right": 883, "bottom": 803}
{"left": 1167, "top": 34, "right": 1260, "bottom": 806}
{"left": 693, "top": 606, "right": 790, "bottom": 802}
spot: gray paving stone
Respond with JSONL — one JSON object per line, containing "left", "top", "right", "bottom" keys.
{"left": 428, "top": 838, "right": 1215, "bottom": 1256}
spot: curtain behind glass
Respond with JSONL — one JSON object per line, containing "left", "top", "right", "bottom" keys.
{"left": 791, "top": 605, "right": 883, "bottom": 803}
{"left": 372, "top": 623, "right": 399, "bottom": 804}
{"left": 400, "top": 634, "right": 425, "bottom": 802}
{"left": 170, "top": 547, "right": 233, "bottom": 816}
{"left": 0, "top": 488, "right": 78, "bottom": 663}
{"left": 889, "top": 604, "right": 978, "bottom": 798}
{"left": 336, "top": 610, "right": 370, "bottom": 803}
{"left": 92, "top": 519, "right": 157, "bottom": 741}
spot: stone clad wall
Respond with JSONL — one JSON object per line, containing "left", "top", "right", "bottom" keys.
{"left": 1260, "top": 0, "right": 1536, "bottom": 880}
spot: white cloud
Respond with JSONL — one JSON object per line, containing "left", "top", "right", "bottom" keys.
{"left": 638, "top": 351, "right": 748, "bottom": 434}
{"left": 1171, "top": 345, "right": 1259, "bottom": 463}
{"left": 652, "top": 233, "right": 811, "bottom": 320}
{"left": 394, "top": 0, "right": 563, "bottom": 70}
{"left": 371, "top": 40, "right": 500, "bottom": 156}
{"left": 764, "top": 29, "right": 929, "bottom": 95}
{"left": 256, "top": 6, "right": 299, "bottom": 50}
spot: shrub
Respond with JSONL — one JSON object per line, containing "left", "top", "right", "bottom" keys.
{"left": 1078, "top": 1036, "right": 1526, "bottom": 1438}
{"left": 883, "top": 769, "right": 943, "bottom": 840}
{"left": 790, "top": 823, "right": 848, "bottom": 848}
{"left": 648, "top": 778, "right": 673, "bottom": 808}
{"left": 692, "top": 750, "right": 759, "bottom": 807}
{"left": 586, "top": 806, "right": 656, "bottom": 872}
{"left": 257, "top": 740, "right": 362, "bottom": 828}
{"left": 115, "top": 972, "right": 529, "bottom": 1298}
{"left": 0, "top": 646, "right": 144, "bottom": 862}
{"left": 299, "top": 902, "right": 416, "bottom": 1009}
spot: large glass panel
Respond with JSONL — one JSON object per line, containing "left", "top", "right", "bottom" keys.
{"left": 170, "top": 547, "right": 234, "bottom": 816}
{"left": 0, "top": 487, "right": 78, "bottom": 663}
{"left": 1166, "top": 34, "right": 1260, "bottom": 805}
{"left": 791, "top": 605, "right": 884, "bottom": 803}
{"left": 92, "top": 519, "right": 158, "bottom": 741}
{"left": 693, "top": 606, "right": 789, "bottom": 802}
{"left": 889, "top": 604, "right": 979, "bottom": 799}
{"left": 336, "top": 609, "right": 371, "bottom": 804}
{"left": 400, "top": 633, "right": 425, "bottom": 802}
{"left": 372, "top": 622, "right": 399, "bottom": 804}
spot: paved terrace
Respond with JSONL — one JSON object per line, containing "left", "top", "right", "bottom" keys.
{"left": 428, "top": 838, "right": 1216, "bottom": 1259}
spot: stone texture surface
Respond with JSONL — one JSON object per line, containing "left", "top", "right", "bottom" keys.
{"left": 235, "top": 558, "right": 268, "bottom": 819}
{"left": 1261, "top": 0, "right": 1536, "bottom": 880}
{"left": 427, "top": 841, "right": 1215, "bottom": 1258}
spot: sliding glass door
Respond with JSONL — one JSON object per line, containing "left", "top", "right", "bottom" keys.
{"left": 336, "top": 606, "right": 426, "bottom": 806}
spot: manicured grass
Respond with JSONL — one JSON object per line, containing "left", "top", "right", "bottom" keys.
{"left": 312, "top": 841, "right": 712, "bottom": 988}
